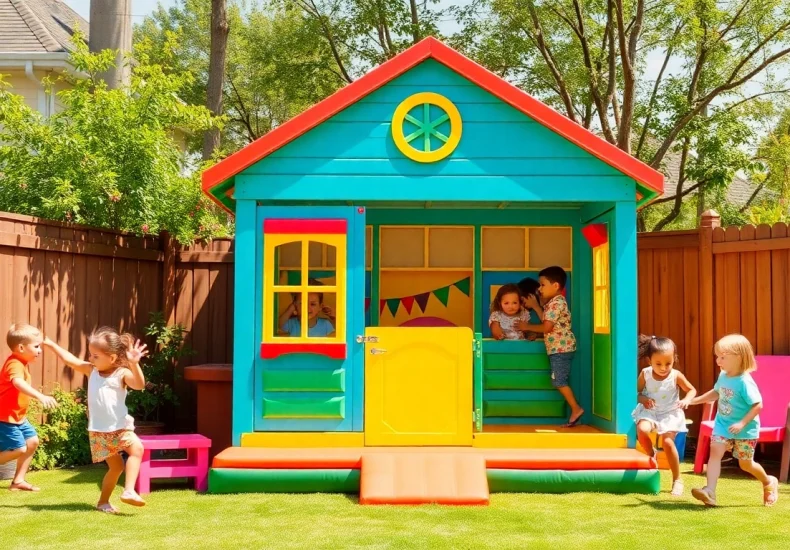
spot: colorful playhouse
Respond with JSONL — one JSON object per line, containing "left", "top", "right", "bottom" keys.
{"left": 200, "top": 38, "right": 665, "bottom": 504}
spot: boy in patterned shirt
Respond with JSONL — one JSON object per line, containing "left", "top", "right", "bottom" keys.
{"left": 522, "top": 266, "right": 584, "bottom": 427}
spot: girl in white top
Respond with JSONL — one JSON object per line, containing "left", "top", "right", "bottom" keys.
{"left": 489, "top": 284, "right": 531, "bottom": 340}
{"left": 44, "top": 328, "right": 148, "bottom": 513}
{"left": 632, "top": 335, "right": 697, "bottom": 497}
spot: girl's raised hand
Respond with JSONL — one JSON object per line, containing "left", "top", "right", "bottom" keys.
{"left": 127, "top": 340, "right": 149, "bottom": 363}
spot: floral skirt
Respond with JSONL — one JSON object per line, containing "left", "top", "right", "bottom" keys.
{"left": 89, "top": 429, "right": 140, "bottom": 463}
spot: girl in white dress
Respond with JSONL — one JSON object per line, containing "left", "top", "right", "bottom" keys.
{"left": 489, "top": 284, "right": 530, "bottom": 340}
{"left": 633, "top": 335, "right": 697, "bottom": 496}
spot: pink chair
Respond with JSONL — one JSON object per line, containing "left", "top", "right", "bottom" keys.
{"left": 693, "top": 356, "right": 790, "bottom": 482}
{"left": 136, "top": 434, "right": 212, "bottom": 494}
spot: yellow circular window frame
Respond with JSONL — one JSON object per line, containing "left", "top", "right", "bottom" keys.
{"left": 391, "top": 92, "right": 462, "bottom": 163}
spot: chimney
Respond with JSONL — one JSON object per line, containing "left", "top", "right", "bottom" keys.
{"left": 89, "top": 0, "right": 132, "bottom": 88}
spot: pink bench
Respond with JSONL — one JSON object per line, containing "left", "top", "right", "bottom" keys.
{"left": 136, "top": 434, "right": 212, "bottom": 494}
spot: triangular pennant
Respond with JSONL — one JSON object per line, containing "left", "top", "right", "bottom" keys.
{"left": 365, "top": 298, "right": 371, "bottom": 311}
{"left": 453, "top": 277, "right": 471, "bottom": 296}
{"left": 434, "top": 285, "right": 450, "bottom": 307}
{"left": 386, "top": 298, "right": 401, "bottom": 317}
{"left": 401, "top": 296, "right": 415, "bottom": 314}
{"left": 415, "top": 292, "right": 430, "bottom": 312}
{"left": 379, "top": 299, "right": 386, "bottom": 314}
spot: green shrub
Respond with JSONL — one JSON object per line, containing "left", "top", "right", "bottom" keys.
{"left": 126, "top": 312, "right": 193, "bottom": 423}
{"left": 27, "top": 387, "right": 91, "bottom": 470}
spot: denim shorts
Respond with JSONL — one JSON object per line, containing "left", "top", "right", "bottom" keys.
{"left": 0, "top": 419, "right": 37, "bottom": 452}
{"left": 548, "top": 352, "right": 574, "bottom": 388}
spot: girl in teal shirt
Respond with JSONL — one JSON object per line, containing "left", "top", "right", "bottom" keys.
{"left": 690, "top": 334, "right": 778, "bottom": 507}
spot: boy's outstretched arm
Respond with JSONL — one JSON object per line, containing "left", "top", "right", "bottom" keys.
{"left": 42, "top": 337, "right": 92, "bottom": 376}
{"left": 690, "top": 389, "right": 718, "bottom": 406}
{"left": 12, "top": 378, "right": 57, "bottom": 409}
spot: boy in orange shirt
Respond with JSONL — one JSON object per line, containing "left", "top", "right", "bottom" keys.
{"left": 0, "top": 324, "right": 57, "bottom": 491}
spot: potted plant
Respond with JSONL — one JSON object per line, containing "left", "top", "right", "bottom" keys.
{"left": 127, "top": 312, "right": 193, "bottom": 435}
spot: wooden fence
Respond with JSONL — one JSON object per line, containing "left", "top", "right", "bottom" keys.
{"left": 637, "top": 210, "right": 790, "bottom": 428}
{"left": 2, "top": 210, "right": 789, "bottom": 432}
{"left": 0, "top": 212, "right": 233, "bottom": 430}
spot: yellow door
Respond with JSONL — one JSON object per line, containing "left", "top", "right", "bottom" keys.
{"left": 364, "top": 327, "right": 473, "bottom": 446}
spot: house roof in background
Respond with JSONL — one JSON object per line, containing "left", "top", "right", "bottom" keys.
{"left": 659, "top": 148, "right": 769, "bottom": 208}
{"left": 0, "top": 0, "right": 87, "bottom": 54}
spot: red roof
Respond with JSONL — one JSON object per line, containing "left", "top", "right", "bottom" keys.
{"left": 202, "top": 37, "right": 663, "bottom": 211}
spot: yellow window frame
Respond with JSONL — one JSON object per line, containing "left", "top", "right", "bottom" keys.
{"left": 593, "top": 242, "right": 610, "bottom": 334}
{"left": 262, "top": 233, "right": 347, "bottom": 344}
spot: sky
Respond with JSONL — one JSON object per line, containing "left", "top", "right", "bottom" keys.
{"left": 65, "top": 0, "right": 173, "bottom": 21}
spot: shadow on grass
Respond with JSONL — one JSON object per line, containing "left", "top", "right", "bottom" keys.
{"left": 0, "top": 502, "right": 98, "bottom": 513}
{"left": 621, "top": 497, "right": 750, "bottom": 511}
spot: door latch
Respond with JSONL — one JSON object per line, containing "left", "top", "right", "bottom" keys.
{"left": 356, "top": 335, "right": 379, "bottom": 344}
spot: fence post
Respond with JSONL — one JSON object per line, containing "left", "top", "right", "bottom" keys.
{"left": 699, "top": 210, "right": 720, "bottom": 390}
{"left": 162, "top": 231, "right": 177, "bottom": 326}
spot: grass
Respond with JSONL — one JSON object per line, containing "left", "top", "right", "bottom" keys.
{"left": 2, "top": 465, "right": 789, "bottom": 550}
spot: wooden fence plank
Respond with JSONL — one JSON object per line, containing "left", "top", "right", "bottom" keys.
{"left": 723, "top": 226, "right": 741, "bottom": 336}
{"left": 71, "top": 252, "right": 88, "bottom": 390}
{"left": 712, "top": 227, "right": 726, "bottom": 355}
{"left": 0, "top": 247, "right": 14, "bottom": 355}
{"left": 667, "top": 247, "right": 685, "bottom": 356}
{"left": 771, "top": 223, "right": 789, "bottom": 354}
{"left": 755, "top": 224, "right": 773, "bottom": 355}
{"left": 682, "top": 247, "right": 700, "bottom": 397}
{"left": 739, "top": 225, "right": 757, "bottom": 349}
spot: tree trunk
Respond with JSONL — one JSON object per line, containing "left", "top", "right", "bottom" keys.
{"left": 203, "top": 0, "right": 229, "bottom": 160}
{"left": 409, "top": 0, "right": 420, "bottom": 43}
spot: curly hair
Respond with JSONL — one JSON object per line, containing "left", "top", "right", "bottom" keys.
{"left": 490, "top": 284, "right": 522, "bottom": 314}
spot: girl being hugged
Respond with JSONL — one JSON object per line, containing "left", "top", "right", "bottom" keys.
{"left": 690, "top": 334, "right": 778, "bottom": 507}
{"left": 633, "top": 335, "right": 696, "bottom": 496}
{"left": 489, "top": 284, "right": 530, "bottom": 340}
{"left": 43, "top": 328, "right": 148, "bottom": 513}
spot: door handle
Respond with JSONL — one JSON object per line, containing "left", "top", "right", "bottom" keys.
{"left": 369, "top": 348, "right": 387, "bottom": 355}
{"left": 356, "top": 335, "right": 379, "bottom": 344}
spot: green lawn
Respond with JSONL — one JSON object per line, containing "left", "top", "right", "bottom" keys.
{"left": 2, "top": 465, "right": 789, "bottom": 549}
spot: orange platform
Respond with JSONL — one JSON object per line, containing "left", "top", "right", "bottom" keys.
{"left": 212, "top": 446, "right": 656, "bottom": 470}
{"left": 359, "top": 453, "right": 489, "bottom": 505}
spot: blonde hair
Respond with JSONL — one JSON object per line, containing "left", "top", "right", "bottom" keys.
{"left": 715, "top": 334, "right": 757, "bottom": 373}
{"left": 7, "top": 323, "right": 41, "bottom": 349}
{"left": 88, "top": 327, "right": 135, "bottom": 367}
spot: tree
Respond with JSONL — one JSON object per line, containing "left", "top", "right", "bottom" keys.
{"left": 284, "top": 0, "right": 444, "bottom": 81}
{"left": 135, "top": 0, "right": 343, "bottom": 152}
{"left": 0, "top": 33, "right": 229, "bottom": 243}
{"left": 203, "top": 0, "right": 230, "bottom": 159}
{"left": 747, "top": 107, "right": 790, "bottom": 224}
{"left": 451, "top": 0, "right": 790, "bottom": 229}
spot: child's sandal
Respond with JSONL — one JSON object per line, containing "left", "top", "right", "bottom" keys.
{"left": 764, "top": 476, "right": 779, "bottom": 507}
{"left": 96, "top": 503, "right": 118, "bottom": 514}
{"left": 691, "top": 486, "right": 717, "bottom": 507}
{"left": 9, "top": 480, "right": 40, "bottom": 492}
{"left": 120, "top": 490, "right": 146, "bottom": 507}
{"left": 670, "top": 480, "right": 684, "bottom": 497}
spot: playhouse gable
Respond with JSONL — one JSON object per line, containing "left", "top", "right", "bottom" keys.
{"left": 203, "top": 38, "right": 663, "bottom": 211}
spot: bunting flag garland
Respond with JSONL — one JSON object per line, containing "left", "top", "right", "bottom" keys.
{"left": 377, "top": 276, "right": 471, "bottom": 317}
{"left": 414, "top": 292, "right": 430, "bottom": 312}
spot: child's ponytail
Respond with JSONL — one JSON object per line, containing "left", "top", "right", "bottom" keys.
{"left": 638, "top": 334, "right": 678, "bottom": 362}
{"left": 89, "top": 327, "right": 137, "bottom": 367}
